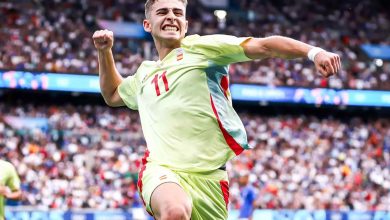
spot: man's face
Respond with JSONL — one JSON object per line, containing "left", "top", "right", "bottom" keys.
{"left": 143, "top": 0, "right": 188, "bottom": 44}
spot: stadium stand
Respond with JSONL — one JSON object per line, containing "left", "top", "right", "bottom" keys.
{"left": 0, "top": 0, "right": 389, "bottom": 218}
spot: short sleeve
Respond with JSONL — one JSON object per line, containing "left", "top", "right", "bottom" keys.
{"left": 118, "top": 74, "right": 139, "bottom": 110}
{"left": 181, "top": 34, "right": 253, "bottom": 65}
{"left": 7, "top": 164, "right": 20, "bottom": 191}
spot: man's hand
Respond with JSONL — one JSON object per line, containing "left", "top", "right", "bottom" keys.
{"left": 0, "top": 185, "right": 8, "bottom": 196}
{"left": 92, "top": 29, "right": 114, "bottom": 52}
{"left": 314, "top": 51, "right": 341, "bottom": 78}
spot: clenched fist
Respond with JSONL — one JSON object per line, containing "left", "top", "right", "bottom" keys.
{"left": 92, "top": 29, "right": 114, "bottom": 52}
{"left": 314, "top": 51, "right": 341, "bottom": 78}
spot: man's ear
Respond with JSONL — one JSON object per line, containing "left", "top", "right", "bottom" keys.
{"left": 184, "top": 20, "right": 188, "bottom": 34}
{"left": 143, "top": 19, "right": 152, "bottom": 33}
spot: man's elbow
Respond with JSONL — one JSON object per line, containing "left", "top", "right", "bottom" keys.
{"left": 102, "top": 94, "right": 124, "bottom": 107}
{"left": 104, "top": 99, "right": 114, "bottom": 107}
{"left": 7, "top": 190, "right": 22, "bottom": 200}
{"left": 103, "top": 97, "right": 120, "bottom": 107}
{"left": 15, "top": 190, "right": 22, "bottom": 200}
{"left": 105, "top": 100, "right": 123, "bottom": 107}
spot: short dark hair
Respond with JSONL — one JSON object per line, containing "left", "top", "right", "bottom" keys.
{"left": 145, "top": 0, "right": 188, "bottom": 18}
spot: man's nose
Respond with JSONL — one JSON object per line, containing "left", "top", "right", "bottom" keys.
{"left": 166, "top": 10, "right": 176, "bottom": 22}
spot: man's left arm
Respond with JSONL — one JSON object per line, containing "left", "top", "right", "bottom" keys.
{"left": 0, "top": 185, "right": 21, "bottom": 200}
{"left": 241, "top": 36, "right": 341, "bottom": 78}
{"left": 2, "top": 164, "right": 22, "bottom": 200}
{"left": 5, "top": 189, "right": 22, "bottom": 200}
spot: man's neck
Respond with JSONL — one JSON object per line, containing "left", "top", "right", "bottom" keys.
{"left": 155, "top": 39, "right": 181, "bottom": 60}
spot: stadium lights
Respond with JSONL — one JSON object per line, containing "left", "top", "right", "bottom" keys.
{"left": 375, "top": 59, "right": 383, "bottom": 67}
{"left": 214, "top": 10, "right": 227, "bottom": 29}
{"left": 214, "top": 10, "right": 227, "bottom": 20}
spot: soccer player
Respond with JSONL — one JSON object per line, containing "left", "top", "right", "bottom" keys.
{"left": 238, "top": 172, "right": 257, "bottom": 220}
{"left": 0, "top": 159, "right": 22, "bottom": 220}
{"left": 92, "top": 0, "right": 341, "bottom": 219}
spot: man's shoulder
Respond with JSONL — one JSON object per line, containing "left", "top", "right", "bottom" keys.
{"left": 182, "top": 34, "right": 220, "bottom": 44}
{"left": 182, "top": 34, "right": 201, "bottom": 42}
{"left": 136, "top": 59, "right": 155, "bottom": 67}
{"left": 131, "top": 61, "right": 157, "bottom": 76}
{"left": 127, "top": 60, "right": 158, "bottom": 83}
{"left": 181, "top": 34, "right": 239, "bottom": 49}
{"left": 0, "top": 159, "right": 11, "bottom": 166}
{"left": 182, "top": 34, "right": 233, "bottom": 40}
{"left": 0, "top": 160, "right": 14, "bottom": 171}
{"left": 182, "top": 34, "right": 221, "bottom": 46}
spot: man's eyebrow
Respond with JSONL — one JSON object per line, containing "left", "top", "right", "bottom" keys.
{"left": 156, "top": 8, "right": 183, "bottom": 12}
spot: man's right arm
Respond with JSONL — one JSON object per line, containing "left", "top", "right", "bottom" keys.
{"left": 92, "top": 30, "right": 125, "bottom": 107}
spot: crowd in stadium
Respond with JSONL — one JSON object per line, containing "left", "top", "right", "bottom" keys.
{"left": 1, "top": 103, "right": 389, "bottom": 211}
{"left": 1, "top": 0, "right": 389, "bottom": 90}
{"left": 1, "top": 0, "right": 390, "bottom": 215}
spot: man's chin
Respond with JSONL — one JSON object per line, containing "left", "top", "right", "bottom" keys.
{"left": 160, "top": 34, "right": 184, "bottom": 42}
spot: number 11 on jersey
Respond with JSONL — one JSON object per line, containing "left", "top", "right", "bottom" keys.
{"left": 151, "top": 71, "right": 169, "bottom": 96}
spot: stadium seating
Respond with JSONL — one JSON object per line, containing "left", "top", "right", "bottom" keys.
{"left": 1, "top": 0, "right": 389, "bottom": 214}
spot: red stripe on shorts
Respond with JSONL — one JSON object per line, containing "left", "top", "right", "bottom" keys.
{"left": 137, "top": 150, "right": 153, "bottom": 216}
{"left": 210, "top": 95, "right": 244, "bottom": 155}
{"left": 220, "top": 180, "right": 229, "bottom": 209}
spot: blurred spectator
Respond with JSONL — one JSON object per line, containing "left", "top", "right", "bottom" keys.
{"left": 237, "top": 170, "right": 257, "bottom": 219}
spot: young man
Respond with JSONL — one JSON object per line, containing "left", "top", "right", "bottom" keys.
{"left": 92, "top": 0, "right": 341, "bottom": 219}
{"left": 0, "top": 159, "right": 22, "bottom": 220}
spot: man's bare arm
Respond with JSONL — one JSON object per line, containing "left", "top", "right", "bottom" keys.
{"left": 92, "top": 30, "right": 125, "bottom": 107}
{"left": 241, "top": 36, "right": 341, "bottom": 78}
{"left": 0, "top": 185, "right": 21, "bottom": 200}
{"left": 6, "top": 189, "right": 22, "bottom": 200}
